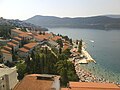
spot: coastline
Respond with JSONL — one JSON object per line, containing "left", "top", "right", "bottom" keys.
{"left": 72, "top": 40, "right": 117, "bottom": 84}
{"left": 82, "top": 47, "right": 96, "bottom": 63}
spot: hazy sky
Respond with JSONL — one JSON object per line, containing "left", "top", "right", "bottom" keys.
{"left": 0, "top": 0, "right": 120, "bottom": 20}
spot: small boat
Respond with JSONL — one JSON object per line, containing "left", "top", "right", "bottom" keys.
{"left": 90, "top": 40, "right": 94, "bottom": 43}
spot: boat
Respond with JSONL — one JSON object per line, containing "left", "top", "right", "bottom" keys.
{"left": 90, "top": 40, "right": 94, "bottom": 43}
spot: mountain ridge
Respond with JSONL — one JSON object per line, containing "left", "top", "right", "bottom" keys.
{"left": 25, "top": 15, "right": 120, "bottom": 30}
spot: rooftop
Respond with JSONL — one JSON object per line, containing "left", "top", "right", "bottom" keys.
{"left": 3, "top": 46, "right": 12, "bottom": 51}
{"left": 11, "top": 29, "right": 24, "bottom": 34}
{"left": 23, "top": 42, "right": 38, "bottom": 49}
{"left": 51, "top": 36, "right": 62, "bottom": 41}
{"left": 14, "top": 74, "right": 60, "bottom": 90}
{"left": 7, "top": 42, "right": 17, "bottom": 47}
{"left": 11, "top": 40, "right": 19, "bottom": 44}
{"left": 66, "top": 82, "right": 120, "bottom": 90}
{"left": 14, "top": 37, "right": 22, "bottom": 41}
{"left": 18, "top": 33, "right": 31, "bottom": 38}
{"left": 19, "top": 47, "right": 29, "bottom": 53}
{"left": 1, "top": 49, "right": 11, "bottom": 54}
{"left": 34, "top": 35, "right": 48, "bottom": 41}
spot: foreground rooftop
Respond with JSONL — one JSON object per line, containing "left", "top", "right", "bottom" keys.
{"left": 61, "top": 82, "right": 120, "bottom": 90}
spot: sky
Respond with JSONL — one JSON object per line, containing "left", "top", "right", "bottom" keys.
{"left": 0, "top": 0, "right": 120, "bottom": 20}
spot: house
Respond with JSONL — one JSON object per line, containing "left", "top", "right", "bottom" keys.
{"left": 1, "top": 49, "right": 12, "bottom": 63}
{"left": 18, "top": 33, "right": 33, "bottom": 41}
{"left": 61, "top": 82, "right": 120, "bottom": 90}
{"left": 13, "top": 37, "right": 22, "bottom": 42}
{"left": 11, "top": 28, "right": 24, "bottom": 37}
{"left": 17, "top": 47, "right": 29, "bottom": 58}
{"left": 14, "top": 74, "right": 60, "bottom": 90}
{"left": 51, "top": 36, "right": 62, "bottom": 41}
{"left": 18, "top": 42, "right": 38, "bottom": 58}
{"left": 0, "top": 65, "right": 18, "bottom": 90}
{"left": 23, "top": 42, "right": 38, "bottom": 51}
{"left": 7, "top": 42, "right": 19, "bottom": 51}
{"left": 11, "top": 40, "right": 19, "bottom": 45}
{"left": 34, "top": 35, "right": 48, "bottom": 44}
{"left": 3, "top": 46, "right": 12, "bottom": 52}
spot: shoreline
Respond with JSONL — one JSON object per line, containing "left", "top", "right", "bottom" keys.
{"left": 82, "top": 47, "right": 96, "bottom": 63}
{"left": 72, "top": 40, "right": 119, "bottom": 84}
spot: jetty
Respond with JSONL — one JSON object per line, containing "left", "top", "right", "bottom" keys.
{"left": 70, "top": 40, "right": 96, "bottom": 64}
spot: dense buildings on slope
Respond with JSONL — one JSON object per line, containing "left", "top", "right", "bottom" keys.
{"left": 0, "top": 28, "right": 120, "bottom": 90}
{"left": 0, "top": 28, "right": 68, "bottom": 63}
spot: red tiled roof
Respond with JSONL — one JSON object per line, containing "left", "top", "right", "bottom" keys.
{"left": 11, "top": 40, "right": 19, "bottom": 44}
{"left": 61, "top": 88, "right": 69, "bottom": 90}
{"left": 14, "top": 37, "right": 22, "bottom": 41}
{"left": 7, "top": 42, "right": 17, "bottom": 47}
{"left": 44, "top": 33, "right": 53, "bottom": 39}
{"left": 14, "top": 74, "right": 53, "bottom": 90}
{"left": 63, "top": 45, "right": 69, "bottom": 51}
{"left": 1, "top": 49, "right": 11, "bottom": 54}
{"left": 34, "top": 35, "right": 47, "bottom": 41}
{"left": 19, "top": 48, "right": 29, "bottom": 53}
{"left": 23, "top": 42, "right": 37, "bottom": 50}
{"left": 69, "top": 82, "right": 120, "bottom": 90}
{"left": 18, "top": 32, "right": 32, "bottom": 38}
{"left": 3, "top": 46, "right": 12, "bottom": 51}
{"left": 52, "top": 36, "right": 62, "bottom": 41}
{"left": 12, "top": 29, "right": 24, "bottom": 34}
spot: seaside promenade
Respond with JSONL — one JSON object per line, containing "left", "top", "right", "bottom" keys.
{"left": 70, "top": 40, "right": 116, "bottom": 84}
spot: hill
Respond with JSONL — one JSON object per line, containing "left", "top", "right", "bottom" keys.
{"left": 25, "top": 15, "right": 120, "bottom": 30}
{"left": 0, "top": 17, "right": 48, "bottom": 31}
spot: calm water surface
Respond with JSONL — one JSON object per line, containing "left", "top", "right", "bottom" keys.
{"left": 48, "top": 28, "right": 120, "bottom": 83}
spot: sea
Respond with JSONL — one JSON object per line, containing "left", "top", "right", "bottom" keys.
{"left": 48, "top": 28, "right": 120, "bottom": 83}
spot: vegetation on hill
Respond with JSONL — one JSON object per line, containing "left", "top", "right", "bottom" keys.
{"left": 25, "top": 15, "right": 120, "bottom": 30}
{"left": 16, "top": 46, "right": 79, "bottom": 86}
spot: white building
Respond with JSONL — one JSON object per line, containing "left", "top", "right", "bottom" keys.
{"left": 0, "top": 65, "right": 18, "bottom": 90}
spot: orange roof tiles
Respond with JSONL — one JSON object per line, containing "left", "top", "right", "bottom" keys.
{"left": 52, "top": 36, "right": 62, "bottom": 41}
{"left": 23, "top": 42, "right": 37, "bottom": 50}
{"left": 18, "top": 32, "right": 32, "bottom": 38}
{"left": 34, "top": 35, "right": 47, "bottom": 41}
{"left": 69, "top": 82, "right": 120, "bottom": 90}
{"left": 14, "top": 37, "right": 22, "bottom": 41}
{"left": 1, "top": 49, "right": 11, "bottom": 54}
{"left": 61, "top": 88, "right": 69, "bottom": 90}
{"left": 12, "top": 29, "right": 24, "bottom": 34}
{"left": 3, "top": 46, "right": 12, "bottom": 51}
{"left": 44, "top": 33, "right": 53, "bottom": 38}
{"left": 7, "top": 42, "right": 17, "bottom": 47}
{"left": 14, "top": 74, "right": 53, "bottom": 90}
{"left": 11, "top": 40, "right": 19, "bottom": 44}
{"left": 63, "top": 45, "right": 69, "bottom": 51}
{"left": 19, "top": 48, "right": 29, "bottom": 53}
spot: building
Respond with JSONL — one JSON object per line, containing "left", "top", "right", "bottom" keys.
{"left": 61, "top": 82, "right": 120, "bottom": 90}
{"left": 17, "top": 42, "right": 38, "bottom": 58}
{"left": 1, "top": 49, "right": 12, "bottom": 63}
{"left": 14, "top": 74, "right": 60, "bottom": 90}
{"left": 0, "top": 65, "right": 18, "bottom": 90}
{"left": 7, "top": 42, "right": 19, "bottom": 51}
{"left": 11, "top": 28, "right": 24, "bottom": 37}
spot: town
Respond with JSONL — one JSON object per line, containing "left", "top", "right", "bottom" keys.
{"left": 0, "top": 27, "right": 120, "bottom": 90}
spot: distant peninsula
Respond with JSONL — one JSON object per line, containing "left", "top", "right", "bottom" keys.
{"left": 25, "top": 15, "right": 120, "bottom": 30}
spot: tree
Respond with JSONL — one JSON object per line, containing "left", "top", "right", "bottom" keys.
{"left": 78, "top": 39, "right": 82, "bottom": 53}
{"left": 69, "top": 38, "right": 73, "bottom": 45}
{"left": 16, "top": 62, "right": 27, "bottom": 80}
{"left": 59, "top": 47, "right": 62, "bottom": 54}
{"left": 56, "top": 39, "right": 63, "bottom": 47}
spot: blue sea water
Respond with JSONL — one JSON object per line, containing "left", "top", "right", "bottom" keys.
{"left": 48, "top": 28, "right": 120, "bottom": 83}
